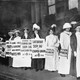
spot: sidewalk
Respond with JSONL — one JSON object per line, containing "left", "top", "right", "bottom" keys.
{"left": 0, "top": 63, "right": 77, "bottom": 80}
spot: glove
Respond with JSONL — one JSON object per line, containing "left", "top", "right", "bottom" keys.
{"left": 74, "top": 51, "right": 77, "bottom": 57}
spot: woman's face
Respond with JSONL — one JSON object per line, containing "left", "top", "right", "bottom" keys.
{"left": 76, "top": 27, "right": 80, "bottom": 32}
{"left": 34, "top": 30, "right": 38, "bottom": 34}
{"left": 49, "top": 29, "right": 53, "bottom": 34}
{"left": 9, "top": 34, "right": 13, "bottom": 37}
{"left": 65, "top": 28, "right": 70, "bottom": 32}
{"left": 15, "top": 32, "right": 19, "bottom": 37}
{"left": 24, "top": 29, "right": 28, "bottom": 33}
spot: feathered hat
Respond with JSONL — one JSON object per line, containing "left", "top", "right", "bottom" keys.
{"left": 33, "top": 23, "right": 40, "bottom": 31}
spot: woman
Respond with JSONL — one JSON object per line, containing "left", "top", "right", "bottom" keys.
{"left": 74, "top": 25, "right": 80, "bottom": 79}
{"left": 31, "top": 23, "right": 45, "bottom": 71}
{"left": 7, "top": 30, "right": 14, "bottom": 67}
{"left": 8, "top": 31, "right": 14, "bottom": 41}
{"left": 70, "top": 21, "right": 77, "bottom": 77}
{"left": 58, "top": 23, "right": 72, "bottom": 76}
{"left": 21, "top": 27, "right": 32, "bottom": 70}
{"left": 12, "top": 29, "right": 22, "bottom": 67}
{"left": 45, "top": 24, "right": 59, "bottom": 71}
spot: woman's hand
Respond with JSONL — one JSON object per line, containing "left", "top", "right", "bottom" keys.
{"left": 74, "top": 51, "right": 77, "bottom": 57}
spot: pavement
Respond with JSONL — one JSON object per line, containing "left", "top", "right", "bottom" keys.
{"left": 0, "top": 57, "right": 78, "bottom": 80}
{"left": 0, "top": 63, "right": 77, "bottom": 80}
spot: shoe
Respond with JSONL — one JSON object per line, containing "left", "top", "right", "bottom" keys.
{"left": 77, "top": 77, "right": 80, "bottom": 79}
{"left": 36, "top": 69, "right": 39, "bottom": 72}
{"left": 25, "top": 67, "right": 28, "bottom": 70}
{"left": 60, "top": 74, "right": 66, "bottom": 77}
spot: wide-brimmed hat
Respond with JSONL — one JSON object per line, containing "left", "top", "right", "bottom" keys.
{"left": 13, "top": 29, "right": 20, "bottom": 33}
{"left": 33, "top": 24, "right": 40, "bottom": 31}
{"left": 63, "top": 23, "right": 72, "bottom": 29}
{"left": 8, "top": 30, "right": 14, "bottom": 35}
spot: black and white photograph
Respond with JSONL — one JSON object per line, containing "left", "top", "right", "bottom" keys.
{"left": 0, "top": 0, "right": 79, "bottom": 80}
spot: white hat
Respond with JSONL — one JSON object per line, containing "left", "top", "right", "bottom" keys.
{"left": 51, "top": 24, "right": 56, "bottom": 28}
{"left": 14, "top": 29, "right": 20, "bottom": 33}
{"left": 33, "top": 24, "right": 40, "bottom": 30}
{"left": 0, "top": 37, "right": 3, "bottom": 41}
{"left": 71, "top": 21, "right": 77, "bottom": 25}
{"left": 8, "top": 31, "right": 13, "bottom": 35}
{"left": 76, "top": 26, "right": 80, "bottom": 29}
{"left": 63, "top": 23, "right": 72, "bottom": 29}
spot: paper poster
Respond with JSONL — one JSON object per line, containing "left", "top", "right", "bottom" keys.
{"left": 11, "top": 41, "right": 21, "bottom": 56}
{"left": 46, "top": 47, "right": 55, "bottom": 56}
{"left": 21, "top": 39, "right": 32, "bottom": 56}
{"left": 32, "top": 39, "right": 45, "bottom": 58}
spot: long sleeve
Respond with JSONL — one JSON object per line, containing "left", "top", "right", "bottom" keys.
{"left": 55, "top": 36, "right": 59, "bottom": 47}
{"left": 46, "top": 36, "right": 48, "bottom": 47}
{"left": 60, "top": 33, "right": 64, "bottom": 49}
{"left": 70, "top": 33, "right": 77, "bottom": 52}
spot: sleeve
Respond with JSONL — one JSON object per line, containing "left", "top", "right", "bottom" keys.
{"left": 59, "top": 33, "right": 64, "bottom": 49}
{"left": 70, "top": 34, "right": 77, "bottom": 52}
{"left": 55, "top": 36, "right": 59, "bottom": 47}
{"left": 46, "top": 36, "right": 48, "bottom": 47}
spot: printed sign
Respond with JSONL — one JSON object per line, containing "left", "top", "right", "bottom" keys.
{"left": 32, "top": 39, "right": 45, "bottom": 58}
{"left": 46, "top": 47, "right": 55, "bottom": 56}
{"left": 21, "top": 39, "right": 32, "bottom": 56}
{"left": 0, "top": 42, "right": 6, "bottom": 58}
{"left": 5, "top": 41, "right": 12, "bottom": 57}
{"left": 11, "top": 41, "right": 21, "bottom": 56}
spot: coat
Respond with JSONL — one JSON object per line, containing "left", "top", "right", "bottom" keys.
{"left": 75, "top": 32, "right": 80, "bottom": 77}
{"left": 70, "top": 32, "right": 77, "bottom": 77}
{"left": 58, "top": 31, "right": 72, "bottom": 74}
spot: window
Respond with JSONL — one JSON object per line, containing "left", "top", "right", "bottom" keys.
{"left": 48, "top": 0, "right": 56, "bottom": 14}
{"left": 68, "top": 0, "right": 78, "bottom": 10}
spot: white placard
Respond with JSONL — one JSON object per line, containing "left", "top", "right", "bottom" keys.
{"left": 5, "top": 41, "right": 12, "bottom": 57}
{"left": 11, "top": 41, "right": 21, "bottom": 56}
{"left": 46, "top": 47, "right": 55, "bottom": 56}
{"left": 21, "top": 39, "right": 32, "bottom": 56}
{"left": 32, "top": 39, "right": 45, "bottom": 58}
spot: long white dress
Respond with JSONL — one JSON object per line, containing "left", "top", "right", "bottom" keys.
{"left": 75, "top": 32, "right": 80, "bottom": 77}
{"left": 58, "top": 31, "right": 72, "bottom": 74}
{"left": 45, "top": 34, "right": 59, "bottom": 71}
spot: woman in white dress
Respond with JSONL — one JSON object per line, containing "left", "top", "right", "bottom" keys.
{"left": 74, "top": 25, "right": 80, "bottom": 78}
{"left": 58, "top": 23, "right": 72, "bottom": 76}
{"left": 12, "top": 29, "right": 22, "bottom": 67}
{"left": 45, "top": 24, "right": 59, "bottom": 71}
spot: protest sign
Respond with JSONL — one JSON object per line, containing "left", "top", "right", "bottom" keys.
{"left": 5, "top": 41, "right": 12, "bottom": 57}
{"left": 32, "top": 39, "right": 45, "bottom": 58}
{"left": 46, "top": 47, "right": 55, "bottom": 56}
{"left": 11, "top": 41, "right": 21, "bottom": 56}
{"left": 0, "top": 42, "right": 2, "bottom": 54}
{"left": 21, "top": 39, "right": 32, "bottom": 56}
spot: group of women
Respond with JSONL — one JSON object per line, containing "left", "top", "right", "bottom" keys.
{"left": 7, "top": 22, "right": 80, "bottom": 79}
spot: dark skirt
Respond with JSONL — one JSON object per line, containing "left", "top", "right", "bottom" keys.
{"left": 70, "top": 51, "right": 76, "bottom": 77}
{"left": 31, "top": 58, "right": 45, "bottom": 70}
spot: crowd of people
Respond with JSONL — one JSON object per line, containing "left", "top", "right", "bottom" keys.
{"left": 0, "top": 21, "right": 80, "bottom": 79}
